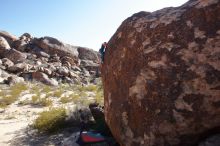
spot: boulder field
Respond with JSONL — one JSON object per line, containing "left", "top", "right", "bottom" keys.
{"left": 102, "top": 0, "right": 220, "bottom": 145}
{"left": 0, "top": 31, "right": 100, "bottom": 86}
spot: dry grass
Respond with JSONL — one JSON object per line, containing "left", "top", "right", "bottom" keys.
{"left": 0, "top": 83, "right": 28, "bottom": 108}
{"left": 32, "top": 107, "right": 67, "bottom": 133}
{"left": 31, "top": 95, "right": 52, "bottom": 107}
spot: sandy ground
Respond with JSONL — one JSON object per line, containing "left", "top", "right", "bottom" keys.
{"left": 0, "top": 94, "right": 84, "bottom": 146}
{"left": 0, "top": 86, "right": 98, "bottom": 146}
{"left": 0, "top": 100, "right": 45, "bottom": 146}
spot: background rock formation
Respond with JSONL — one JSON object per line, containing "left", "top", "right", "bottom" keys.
{"left": 0, "top": 30, "right": 100, "bottom": 86}
{"left": 102, "top": 0, "right": 220, "bottom": 146}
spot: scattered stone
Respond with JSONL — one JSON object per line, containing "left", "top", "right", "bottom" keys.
{"left": 5, "top": 75, "right": 24, "bottom": 85}
{"left": 2, "top": 58, "right": 14, "bottom": 68}
{"left": 7, "top": 63, "right": 28, "bottom": 73}
{"left": 57, "top": 67, "right": 69, "bottom": 77}
{"left": 61, "top": 56, "right": 77, "bottom": 66}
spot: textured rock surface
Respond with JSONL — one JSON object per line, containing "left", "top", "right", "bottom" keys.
{"left": 4, "top": 49, "right": 27, "bottom": 63}
{"left": 102, "top": 0, "right": 220, "bottom": 146}
{"left": 32, "top": 71, "right": 58, "bottom": 86}
{"left": 0, "top": 31, "right": 18, "bottom": 46}
{"left": 0, "top": 30, "right": 100, "bottom": 86}
{"left": 0, "top": 36, "right": 11, "bottom": 56}
{"left": 33, "top": 37, "right": 79, "bottom": 59}
{"left": 78, "top": 47, "right": 99, "bottom": 63}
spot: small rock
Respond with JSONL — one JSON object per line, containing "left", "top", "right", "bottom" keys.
{"left": 2, "top": 58, "right": 14, "bottom": 68}
{"left": 57, "top": 67, "right": 69, "bottom": 77}
{"left": 32, "top": 71, "right": 58, "bottom": 86}
{"left": 5, "top": 75, "right": 24, "bottom": 85}
{"left": 7, "top": 63, "right": 28, "bottom": 73}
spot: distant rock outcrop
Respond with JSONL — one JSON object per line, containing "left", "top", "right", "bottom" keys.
{"left": 0, "top": 31, "right": 100, "bottom": 86}
{"left": 32, "top": 37, "right": 79, "bottom": 59}
{"left": 78, "top": 47, "right": 100, "bottom": 63}
{"left": 0, "top": 31, "right": 18, "bottom": 46}
{"left": 102, "top": 0, "right": 220, "bottom": 146}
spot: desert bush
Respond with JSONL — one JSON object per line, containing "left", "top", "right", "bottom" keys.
{"left": 0, "top": 83, "right": 28, "bottom": 108}
{"left": 32, "top": 107, "right": 67, "bottom": 133}
{"left": 60, "top": 96, "right": 72, "bottom": 104}
{"left": 53, "top": 89, "right": 64, "bottom": 97}
{"left": 76, "top": 84, "right": 97, "bottom": 92}
{"left": 95, "top": 90, "right": 104, "bottom": 105}
{"left": 31, "top": 95, "right": 52, "bottom": 107}
{"left": 0, "top": 94, "right": 16, "bottom": 108}
{"left": 41, "top": 85, "right": 52, "bottom": 93}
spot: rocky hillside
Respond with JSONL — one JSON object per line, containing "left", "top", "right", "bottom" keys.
{"left": 102, "top": 0, "right": 220, "bottom": 146}
{"left": 0, "top": 31, "right": 100, "bottom": 86}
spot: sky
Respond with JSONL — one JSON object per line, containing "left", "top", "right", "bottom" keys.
{"left": 0, "top": 0, "right": 188, "bottom": 50}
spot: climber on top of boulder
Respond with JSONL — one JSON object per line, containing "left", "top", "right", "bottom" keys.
{"left": 99, "top": 42, "right": 107, "bottom": 63}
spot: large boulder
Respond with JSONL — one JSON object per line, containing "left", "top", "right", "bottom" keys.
{"left": 2, "top": 58, "right": 14, "bottom": 68}
{"left": 32, "top": 71, "right": 58, "bottom": 86}
{"left": 102, "top": 0, "right": 220, "bottom": 146}
{"left": 4, "top": 49, "right": 27, "bottom": 63}
{"left": 0, "top": 31, "right": 18, "bottom": 46}
{"left": 13, "top": 39, "right": 28, "bottom": 52}
{"left": 32, "top": 37, "right": 79, "bottom": 59}
{"left": 77, "top": 47, "right": 99, "bottom": 63}
{"left": 80, "top": 60, "right": 99, "bottom": 72}
{"left": 5, "top": 75, "right": 24, "bottom": 85}
{"left": 7, "top": 63, "right": 29, "bottom": 73}
{"left": 0, "top": 36, "right": 11, "bottom": 56}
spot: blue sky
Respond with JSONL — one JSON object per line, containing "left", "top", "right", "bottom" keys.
{"left": 1, "top": 0, "right": 188, "bottom": 50}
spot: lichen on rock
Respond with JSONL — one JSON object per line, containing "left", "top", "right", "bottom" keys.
{"left": 102, "top": 0, "right": 220, "bottom": 145}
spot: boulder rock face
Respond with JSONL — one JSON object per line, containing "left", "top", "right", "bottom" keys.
{"left": 33, "top": 37, "right": 79, "bottom": 59}
{"left": 0, "top": 31, "right": 100, "bottom": 86}
{"left": 0, "top": 36, "right": 11, "bottom": 56}
{"left": 32, "top": 71, "right": 58, "bottom": 86}
{"left": 77, "top": 47, "right": 99, "bottom": 63}
{"left": 102, "top": 0, "right": 220, "bottom": 146}
{"left": 0, "top": 31, "right": 18, "bottom": 46}
{"left": 4, "top": 49, "right": 27, "bottom": 63}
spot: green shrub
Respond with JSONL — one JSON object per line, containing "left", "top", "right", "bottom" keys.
{"left": 31, "top": 96, "right": 52, "bottom": 107}
{"left": 0, "top": 95, "right": 16, "bottom": 108}
{"left": 32, "top": 107, "right": 67, "bottom": 133}
{"left": 60, "top": 96, "right": 72, "bottom": 104}
{"left": 76, "top": 85, "right": 97, "bottom": 92}
{"left": 85, "top": 84, "right": 97, "bottom": 92}
{"left": 0, "top": 83, "right": 29, "bottom": 108}
{"left": 95, "top": 90, "right": 104, "bottom": 105}
{"left": 53, "top": 89, "right": 64, "bottom": 98}
{"left": 41, "top": 85, "right": 52, "bottom": 93}
{"left": 9, "top": 83, "right": 28, "bottom": 96}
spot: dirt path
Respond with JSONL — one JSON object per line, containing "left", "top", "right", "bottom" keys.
{"left": 0, "top": 101, "right": 46, "bottom": 146}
